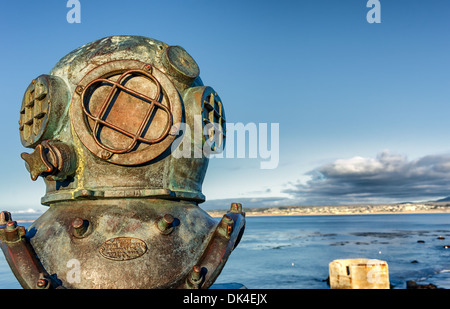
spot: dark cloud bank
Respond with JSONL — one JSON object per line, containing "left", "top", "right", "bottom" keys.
{"left": 202, "top": 151, "right": 450, "bottom": 209}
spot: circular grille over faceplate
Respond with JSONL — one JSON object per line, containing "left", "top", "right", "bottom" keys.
{"left": 71, "top": 60, "right": 182, "bottom": 165}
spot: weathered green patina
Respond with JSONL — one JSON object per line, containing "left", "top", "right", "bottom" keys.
{"left": 0, "top": 35, "right": 245, "bottom": 289}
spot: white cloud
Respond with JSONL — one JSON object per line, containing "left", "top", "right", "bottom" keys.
{"left": 284, "top": 151, "right": 450, "bottom": 205}
{"left": 11, "top": 208, "right": 43, "bottom": 214}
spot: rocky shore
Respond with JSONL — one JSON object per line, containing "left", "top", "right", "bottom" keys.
{"left": 207, "top": 202, "right": 450, "bottom": 217}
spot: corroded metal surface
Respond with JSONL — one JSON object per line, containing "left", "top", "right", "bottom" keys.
{"left": 0, "top": 35, "right": 245, "bottom": 289}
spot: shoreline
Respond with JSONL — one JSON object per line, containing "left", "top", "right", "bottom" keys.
{"left": 17, "top": 211, "right": 450, "bottom": 222}
{"left": 208, "top": 210, "right": 450, "bottom": 218}
{"left": 12, "top": 203, "right": 450, "bottom": 222}
{"left": 241, "top": 210, "right": 450, "bottom": 217}
{"left": 16, "top": 211, "right": 449, "bottom": 223}
{"left": 207, "top": 203, "right": 450, "bottom": 218}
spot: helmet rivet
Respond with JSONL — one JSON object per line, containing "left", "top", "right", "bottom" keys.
{"left": 72, "top": 217, "right": 89, "bottom": 238}
{"left": 157, "top": 214, "right": 174, "bottom": 234}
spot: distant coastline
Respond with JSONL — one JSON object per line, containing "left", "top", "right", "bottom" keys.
{"left": 12, "top": 202, "right": 450, "bottom": 223}
{"left": 207, "top": 202, "right": 450, "bottom": 217}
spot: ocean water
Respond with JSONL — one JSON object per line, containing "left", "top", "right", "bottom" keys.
{"left": 215, "top": 213, "right": 450, "bottom": 289}
{"left": 1, "top": 213, "right": 450, "bottom": 289}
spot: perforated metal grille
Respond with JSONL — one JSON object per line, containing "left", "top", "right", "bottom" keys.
{"left": 202, "top": 91, "right": 226, "bottom": 152}
{"left": 19, "top": 76, "right": 50, "bottom": 147}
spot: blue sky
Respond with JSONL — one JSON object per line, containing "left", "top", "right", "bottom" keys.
{"left": 1, "top": 0, "right": 450, "bottom": 213}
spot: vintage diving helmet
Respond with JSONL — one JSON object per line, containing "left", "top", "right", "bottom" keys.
{"left": 0, "top": 35, "right": 245, "bottom": 289}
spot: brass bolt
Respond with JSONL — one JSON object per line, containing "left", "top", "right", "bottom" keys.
{"left": 157, "top": 214, "right": 174, "bottom": 234}
{"left": 4, "top": 221, "right": 25, "bottom": 242}
{"left": 75, "top": 85, "right": 83, "bottom": 94}
{"left": 5, "top": 221, "right": 17, "bottom": 231}
{"left": 222, "top": 215, "right": 234, "bottom": 228}
{"left": 36, "top": 278, "right": 48, "bottom": 289}
{"left": 72, "top": 217, "right": 89, "bottom": 238}
{"left": 230, "top": 203, "right": 242, "bottom": 213}
{"left": 218, "top": 215, "right": 234, "bottom": 238}
{"left": 191, "top": 265, "right": 202, "bottom": 282}
{"left": 186, "top": 265, "right": 204, "bottom": 289}
{"left": 98, "top": 149, "right": 113, "bottom": 160}
{"left": 0, "top": 211, "right": 11, "bottom": 226}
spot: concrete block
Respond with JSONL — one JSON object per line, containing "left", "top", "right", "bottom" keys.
{"left": 329, "top": 258, "right": 390, "bottom": 289}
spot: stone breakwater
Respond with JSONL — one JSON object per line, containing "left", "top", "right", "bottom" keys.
{"left": 207, "top": 203, "right": 450, "bottom": 217}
